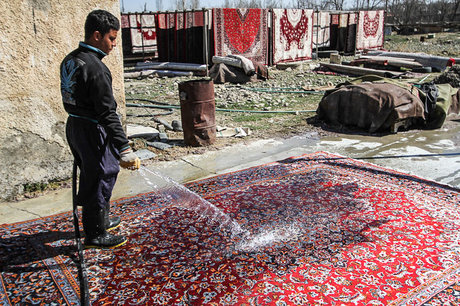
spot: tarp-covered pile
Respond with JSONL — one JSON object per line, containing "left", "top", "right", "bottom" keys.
{"left": 210, "top": 55, "right": 268, "bottom": 84}
{"left": 317, "top": 75, "right": 460, "bottom": 133}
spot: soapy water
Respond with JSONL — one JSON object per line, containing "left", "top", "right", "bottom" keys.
{"left": 235, "top": 223, "right": 303, "bottom": 252}
{"left": 138, "top": 167, "right": 246, "bottom": 237}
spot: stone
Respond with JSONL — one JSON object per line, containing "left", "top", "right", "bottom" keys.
{"left": 127, "top": 124, "right": 159, "bottom": 141}
{"left": 135, "top": 149, "right": 157, "bottom": 160}
{"left": 172, "top": 120, "right": 183, "bottom": 132}
{"left": 158, "top": 133, "right": 169, "bottom": 142}
{"left": 147, "top": 141, "right": 173, "bottom": 150}
{"left": 152, "top": 117, "right": 174, "bottom": 131}
{"left": 157, "top": 125, "right": 166, "bottom": 133}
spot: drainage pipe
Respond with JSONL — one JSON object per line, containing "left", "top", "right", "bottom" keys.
{"left": 241, "top": 87, "right": 325, "bottom": 94}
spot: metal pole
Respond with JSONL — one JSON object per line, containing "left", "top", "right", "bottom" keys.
{"left": 140, "top": 14, "right": 145, "bottom": 61}
{"left": 175, "top": 10, "right": 178, "bottom": 61}
{"left": 72, "top": 161, "right": 90, "bottom": 306}
{"left": 203, "top": 8, "right": 209, "bottom": 75}
{"left": 315, "top": 9, "right": 319, "bottom": 58}
{"left": 354, "top": 11, "right": 357, "bottom": 56}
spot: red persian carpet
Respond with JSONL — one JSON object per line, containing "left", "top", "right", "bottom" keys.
{"left": 356, "top": 10, "right": 385, "bottom": 50}
{"left": 1, "top": 152, "right": 460, "bottom": 305}
{"left": 213, "top": 8, "right": 268, "bottom": 64}
{"left": 272, "top": 9, "right": 314, "bottom": 64}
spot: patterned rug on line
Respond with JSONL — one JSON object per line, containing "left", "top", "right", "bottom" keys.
{"left": 313, "top": 11, "right": 330, "bottom": 49}
{"left": 127, "top": 13, "right": 157, "bottom": 54}
{"left": 213, "top": 8, "right": 268, "bottom": 64}
{"left": 1, "top": 152, "right": 460, "bottom": 305}
{"left": 272, "top": 9, "right": 314, "bottom": 64}
{"left": 356, "top": 10, "right": 385, "bottom": 50}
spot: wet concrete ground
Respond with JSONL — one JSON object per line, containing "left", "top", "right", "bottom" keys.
{"left": 1, "top": 123, "right": 459, "bottom": 225}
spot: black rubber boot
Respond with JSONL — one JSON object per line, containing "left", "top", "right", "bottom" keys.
{"left": 104, "top": 204, "right": 121, "bottom": 231}
{"left": 82, "top": 206, "right": 127, "bottom": 249}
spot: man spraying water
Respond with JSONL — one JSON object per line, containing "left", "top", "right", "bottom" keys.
{"left": 60, "top": 10, "right": 140, "bottom": 249}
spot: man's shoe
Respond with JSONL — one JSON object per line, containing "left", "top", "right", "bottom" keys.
{"left": 84, "top": 232, "right": 127, "bottom": 249}
{"left": 82, "top": 205, "right": 126, "bottom": 249}
{"left": 104, "top": 203, "right": 121, "bottom": 231}
{"left": 106, "top": 216, "right": 121, "bottom": 231}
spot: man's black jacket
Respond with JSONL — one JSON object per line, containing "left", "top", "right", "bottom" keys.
{"left": 60, "top": 42, "right": 129, "bottom": 152}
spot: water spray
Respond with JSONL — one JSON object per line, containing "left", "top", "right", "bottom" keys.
{"left": 138, "top": 166, "right": 246, "bottom": 236}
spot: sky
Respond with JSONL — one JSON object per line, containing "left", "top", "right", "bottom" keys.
{"left": 120, "top": 0, "right": 293, "bottom": 13}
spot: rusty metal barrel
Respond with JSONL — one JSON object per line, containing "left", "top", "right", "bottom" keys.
{"left": 178, "top": 79, "right": 216, "bottom": 147}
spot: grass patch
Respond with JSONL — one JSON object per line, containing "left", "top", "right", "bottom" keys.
{"left": 23, "top": 182, "right": 48, "bottom": 193}
{"left": 233, "top": 113, "right": 276, "bottom": 123}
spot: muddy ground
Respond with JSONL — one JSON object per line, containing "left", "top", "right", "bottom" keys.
{"left": 125, "top": 31, "right": 460, "bottom": 164}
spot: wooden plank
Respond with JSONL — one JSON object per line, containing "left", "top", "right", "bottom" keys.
{"left": 358, "top": 55, "right": 423, "bottom": 68}
{"left": 135, "top": 62, "right": 207, "bottom": 72}
{"left": 319, "top": 63, "right": 405, "bottom": 77}
{"left": 364, "top": 51, "right": 460, "bottom": 71}
{"left": 124, "top": 69, "right": 194, "bottom": 79}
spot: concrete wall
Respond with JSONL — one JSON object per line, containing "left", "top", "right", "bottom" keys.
{"left": 0, "top": 0, "right": 125, "bottom": 200}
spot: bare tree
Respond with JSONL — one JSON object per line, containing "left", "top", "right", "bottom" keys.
{"left": 430, "top": 0, "right": 451, "bottom": 22}
{"left": 156, "top": 0, "right": 163, "bottom": 11}
{"left": 176, "top": 0, "right": 187, "bottom": 10}
{"left": 294, "top": 0, "right": 335, "bottom": 9}
{"left": 231, "top": 0, "right": 263, "bottom": 7}
{"left": 452, "top": 0, "right": 460, "bottom": 21}
{"left": 248, "top": 0, "right": 263, "bottom": 7}
{"left": 402, "top": 0, "right": 420, "bottom": 24}
{"left": 331, "top": 0, "right": 345, "bottom": 10}
{"left": 233, "top": 0, "right": 247, "bottom": 6}
{"left": 189, "top": 0, "right": 201, "bottom": 9}
{"left": 264, "top": 0, "right": 280, "bottom": 7}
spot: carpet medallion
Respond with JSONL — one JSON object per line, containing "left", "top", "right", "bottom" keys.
{"left": 1, "top": 152, "right": 460, "bottom": 305}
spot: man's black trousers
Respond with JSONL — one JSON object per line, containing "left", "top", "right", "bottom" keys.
{"left": 66, "top": 116, "right": 120, "bottom": 209}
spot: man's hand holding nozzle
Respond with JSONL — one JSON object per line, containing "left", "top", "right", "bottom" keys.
{"left": 120, "top": 147, "right": 140, "bottom": 170}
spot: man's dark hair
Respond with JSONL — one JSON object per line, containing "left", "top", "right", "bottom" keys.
{"left": 84, "top": 10, "right": 120, "bottom": 40}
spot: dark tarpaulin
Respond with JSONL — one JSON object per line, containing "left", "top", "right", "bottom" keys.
{"left": 317, "top": 76, "right": 426, "bottom": 133}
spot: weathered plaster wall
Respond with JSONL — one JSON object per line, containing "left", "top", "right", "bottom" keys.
{"left": 0, "top": 0, "right": 125, "bottom": 200}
